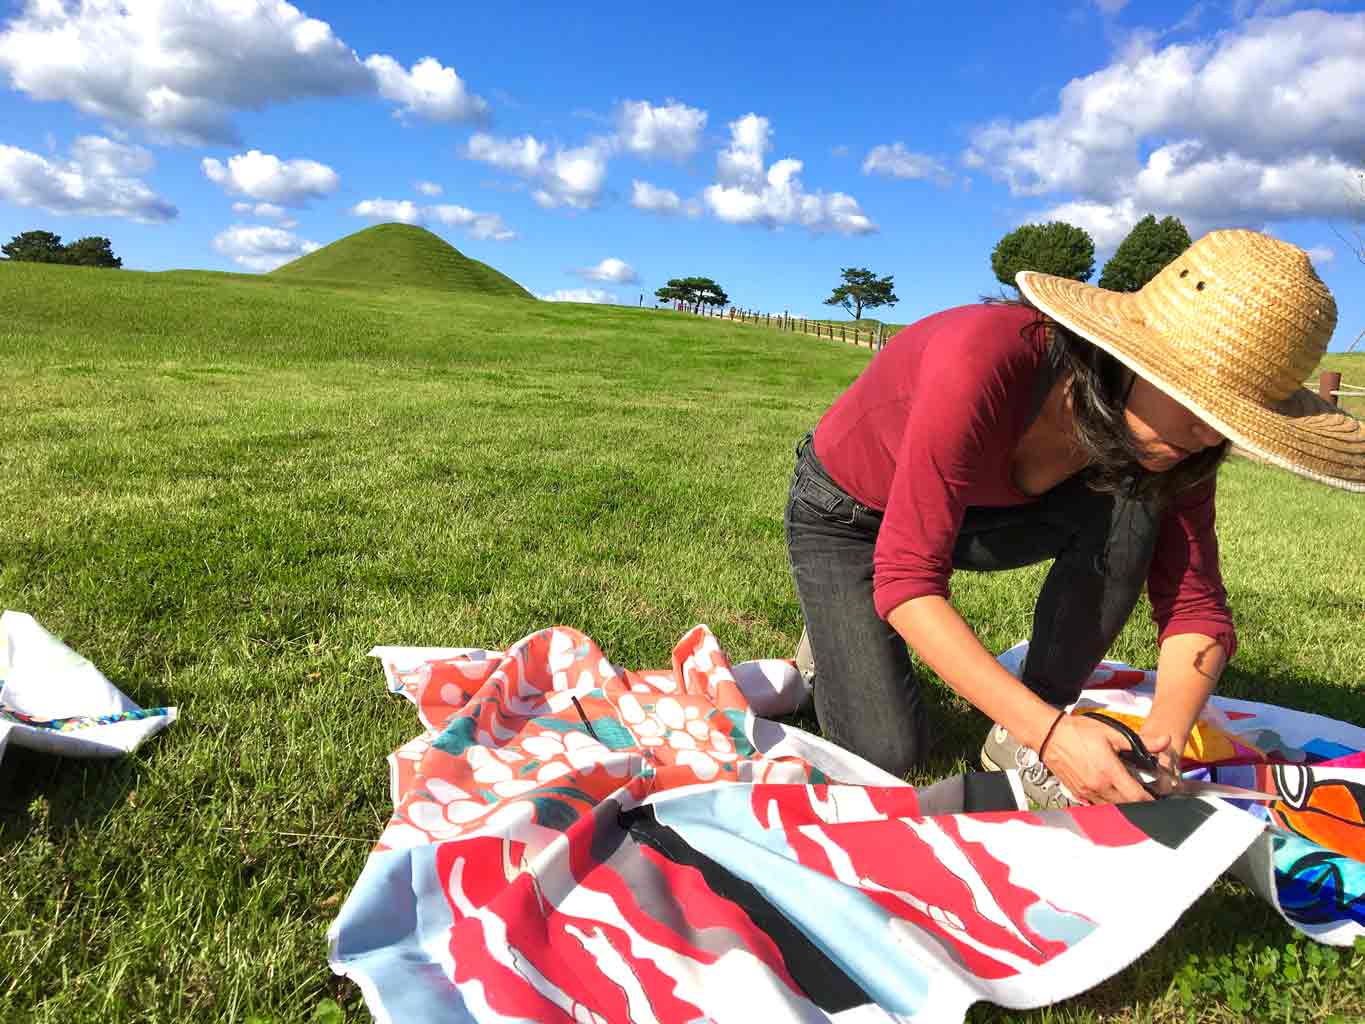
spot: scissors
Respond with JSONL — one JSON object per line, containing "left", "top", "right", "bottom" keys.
{"left": 1077, "top": 711, "right": 1276, "bottom": 801}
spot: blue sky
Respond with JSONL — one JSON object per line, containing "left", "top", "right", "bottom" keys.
{"left": 1, "top": 0, "right": 1363, "bottom": 350}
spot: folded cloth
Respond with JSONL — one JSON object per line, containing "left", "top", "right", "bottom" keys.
{"left": 999, "top": 642, "right": 1365, "bottom": 949}
{"left": 330, "top": 625, "right": 1268, "bottom": 1023}
{"left": 0, "top": 610, "right": 177, "bottom": 762}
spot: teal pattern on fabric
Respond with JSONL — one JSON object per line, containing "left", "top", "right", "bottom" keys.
{"left": 534, "top": 785, "right": 597, "bottom": 804}
{"left": 531, "top": 717, "right": 587, "bottom": 734}
{"left": 531, "top": 797, "right": 580, "bottom": 832}
{"left": 433, "top": 718, "right": 478, "bottom": 756}
{"left": 588, "top": 717, "right": 635, "bottom": 750}
{"left": 722, "top": 709, "right": 757, "bottom": 756}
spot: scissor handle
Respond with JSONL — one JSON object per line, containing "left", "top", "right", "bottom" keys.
{"left": 1076, "top": 711, "right": 1162, "bottom": 775}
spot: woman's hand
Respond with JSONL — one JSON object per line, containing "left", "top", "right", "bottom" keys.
{"left": 1136, "top": 728, "right": 1187, "bottom": 796}
{"left": 1041, "top": 715, "right": 1168, "bottom": 804}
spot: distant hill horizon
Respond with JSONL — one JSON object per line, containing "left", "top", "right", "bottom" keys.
{"left": 271, "top": 223, "right": 533, "bottom": 299}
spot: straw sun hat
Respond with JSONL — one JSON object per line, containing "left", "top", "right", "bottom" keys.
{"left": 1017, "top": 228, "right": 1364, "bottom": 493}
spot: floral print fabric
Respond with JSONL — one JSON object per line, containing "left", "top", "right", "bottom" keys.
{"left": 330, "top": 625, "right": 1276, "bottom": 1023}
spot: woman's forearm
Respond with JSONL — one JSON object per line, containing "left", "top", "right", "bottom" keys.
{"left": 887, "top": 595, "right": 1061, "bottom": 750}
{"left": 1143, "top": 632, "right": 1227, "bottom": 749}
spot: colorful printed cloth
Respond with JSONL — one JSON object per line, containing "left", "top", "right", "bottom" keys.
{"left": 330, "top": 626, "right": 1290, "bottom": 1023}
{"left": 0, "top": 610, "right": 177, "bottom": 762}
{"left": 998, "top": 643, "right": 1365, "bottom": 948}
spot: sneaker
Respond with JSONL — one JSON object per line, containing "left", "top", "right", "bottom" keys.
{"left": 980, "top": 723, "right": 1074, "bottom": 810}
{"left": 792, "top": 626, "right": 816, "bottom": 714}
{"left": 795, "top": 626, "right": 815, "bottom": 684}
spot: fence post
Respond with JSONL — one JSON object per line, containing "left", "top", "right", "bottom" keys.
{"left": 1320, "top": 371, "right": 1342, "bottom": 406}
{"left": 840, "top": 324, "right": 846, "bottom": 343}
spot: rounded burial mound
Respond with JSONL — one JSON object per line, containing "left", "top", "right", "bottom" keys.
{"left": 271, "top": 223, "right": 532, "bottom": 299}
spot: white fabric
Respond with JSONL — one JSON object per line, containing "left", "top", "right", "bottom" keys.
{"left": 0, "top": 610, "right": 177, "bottom": 760}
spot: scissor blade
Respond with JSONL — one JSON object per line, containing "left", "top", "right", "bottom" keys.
{"left": 1174, "top": 780, "right": 1277, "bottom": 801}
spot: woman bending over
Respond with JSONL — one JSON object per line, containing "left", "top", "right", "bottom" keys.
{"left": 786, "top": 229, "right": 1363, "bottom": 806}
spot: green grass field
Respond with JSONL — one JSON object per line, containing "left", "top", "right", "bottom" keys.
{"left": 2, "top": 256, "right": 1364, "bottom": 1023}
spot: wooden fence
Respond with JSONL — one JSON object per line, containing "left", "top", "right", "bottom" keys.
{"left": 713, "top": 306, "right": 888, "bottom": 350}
{"left": 673, "top": 307, "right": 1364, "bottom": 396}
{"left": 1312, "top": 371, "right": 1364, "bottom": 407}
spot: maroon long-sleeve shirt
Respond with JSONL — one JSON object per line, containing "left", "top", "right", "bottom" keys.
{"left": 813, "top": 303, "right": 1236, "bottom": 658}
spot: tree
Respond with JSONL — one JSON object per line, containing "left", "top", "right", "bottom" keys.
{"left": 654, "top": 276, "right": 729, "bottom": 314}
{"left": 991, "top": 222, "right": 1095, "bottom": 289}
{"left": 823, "top": 267, "right": 898, "bottom": 320}
{"left": 1, "top": 230, "right": 123, "bottom": 267}
{"left": 1098, "top": 215, "right": 1190, "bottom": 292}
{"left": 64, "top": 236, "right": 123, "bottom": 268}
{"left": 2, "top": 230, "right": 67, "bottom": 263}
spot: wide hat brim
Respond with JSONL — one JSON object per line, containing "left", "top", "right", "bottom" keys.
{"left": 1017, "top": 270, "right": 1365, "bottom": 493}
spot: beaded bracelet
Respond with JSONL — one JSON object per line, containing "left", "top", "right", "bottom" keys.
{"left": 1036, "top": 710, "right": 1066, "bottom": 762}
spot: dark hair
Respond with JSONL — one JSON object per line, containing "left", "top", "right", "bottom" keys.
{"left": 989, "top": 296, "right": 1228, "bottom": 505}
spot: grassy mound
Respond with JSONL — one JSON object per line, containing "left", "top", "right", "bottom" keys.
{"left": 270, "top": 222, "right": 533, "bottom": 298}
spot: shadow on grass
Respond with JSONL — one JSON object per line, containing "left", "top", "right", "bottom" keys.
{"left": 1217, "top": 662, "right": 1365, "bottom": 728}
{"left": 0, "top": 746, "right": 141, "bottom": 848}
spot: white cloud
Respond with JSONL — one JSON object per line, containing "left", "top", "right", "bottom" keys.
{"left": 540, "top": 144, "right": 609, "bottom": 209}
{"left": 1034, "top": 198, "right": 1143, "bottom": 250}
{"left": 212, "top": 224, "right": 319, "bottom": 272}
{"left": 466, "top": 134, "right": 547, "bottom": 176}
{"left": 538, "top": 287, "right": 615, "bottom": 303}
{"left": 0, "top": 1, "right": 486, "bottom": 144}
{"left": 966, "top": 11, "right": 1365, "bottom": 229}
{"left": 350, "top": 198, "right": 516, "bottom": 241}
{"left": 231, "top": 201, "right": 289, "bottom": 220}
{"left": 629, "top": 180, "right": 702, "bottom": 217}
{"left": 467, "top": 133, "right": 608, "bottom": 209}
{"left": 717, "top": 113, "right": 769, "bottom": 186}
{"left": 577, "top": 258, "right": 638, "bottom": 284}
{"left": 861, "top": 142, "right": 951, "bottom": 186}
{"left": 203, "top": 150, "right": 338, "bottom": 206}
{"left": 428, "top": 203, "right": 516, "bottom": 241}
{"left": 1305, "top": 245, "right": 1335, "bottom": 265}
{"left": 68, "top": 135, "right": 153, "bottom": 177}
{"left": 364, "top": 55, "right": 487, "bottom": 122}
{"left": 415, "top": 180, "right": 443, "bottom": 196}
{"left": 0, "top": 136, "right": 176, "bottom": 222}
{"left": 351, "top": 198, "right": 423, "bottom": 224}
{"left": 702, "top": 114, "right": 877, "bottom": 235}
{"left": 1034, "top": 146, "right": 1365, "bottom": 248}
{"left": 616, "top": 99, "right": 706, "bottom": 160}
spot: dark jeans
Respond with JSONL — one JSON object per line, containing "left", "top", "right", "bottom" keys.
{"left": 784, "top": 431, "right": 1161, "bottom": 777}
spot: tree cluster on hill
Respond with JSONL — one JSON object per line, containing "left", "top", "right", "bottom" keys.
{"left": 1098, "top": 215, "right": 1191, "bottom": 292}
{"left": 991, "top": 214, "right": 1192, "bottom": 294}
{"left": 823, "top": 267, "right": 898, "bottom": 320}
{"left": 656, "top": 277, "right": 729, "bottom": 314}
{"left": 992, "top": 222, "right": 1095, "bottom": 287}
{"left": 2, "top": 230, "right": 122, "bottom": 268}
